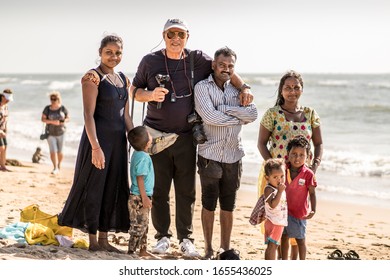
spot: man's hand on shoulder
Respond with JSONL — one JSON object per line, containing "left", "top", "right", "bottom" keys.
{"left": 239, "top": 88, "right": 254, "bottom": 106}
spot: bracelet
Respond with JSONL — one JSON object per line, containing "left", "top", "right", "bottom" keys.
{"left": 239, "top": 83, "right": 251, "bottom": 92}
{"left": 92, "top": 146, "right": 101, "bottom": 151}
{"left": 313, "top": 158, "right": 321, "bottom": 164}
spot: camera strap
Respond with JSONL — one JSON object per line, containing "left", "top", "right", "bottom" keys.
{"left": 131, "top": 50, "right": 196, "bottom": 124}
{"left": 189, "top": 50, "right": 195, "bottom": 91}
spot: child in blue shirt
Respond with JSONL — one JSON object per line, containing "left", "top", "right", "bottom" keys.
{"left": 127, "top": 126, "right": 156, "bottom": 258}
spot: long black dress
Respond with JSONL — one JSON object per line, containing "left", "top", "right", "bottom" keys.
{"left": 58, "top": 71, "right": 130, "bottom": 234}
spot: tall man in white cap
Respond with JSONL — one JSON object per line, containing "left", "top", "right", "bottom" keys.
{"left": 130, "top": 19, "right": 253, "bottom": 258}
{"left": 0, "top": 88, "right": 14, "bottom": 172}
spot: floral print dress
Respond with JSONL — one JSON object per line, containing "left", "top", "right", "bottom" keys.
{"left": 260, "top": 105, "right": 321, "bottom": 163}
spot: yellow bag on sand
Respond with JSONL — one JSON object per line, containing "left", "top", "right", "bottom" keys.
{"left": 73, "top": 238, "right": 89, "bottom": 249}
{"left": 20, "top": 204, "right": 72, "bottom": 237}
{"left": 25, "top": 223, "right": 59, "bottom": 246}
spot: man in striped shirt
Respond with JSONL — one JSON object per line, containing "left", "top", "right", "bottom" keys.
{"left": 194, "top": 47, "right": 258, "bottom": 259}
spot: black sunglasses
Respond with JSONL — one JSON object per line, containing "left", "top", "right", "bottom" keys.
{"left": 166, "top": 31, "right": 187, "bottom": 40}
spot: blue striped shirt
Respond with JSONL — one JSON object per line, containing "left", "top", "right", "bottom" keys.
{"left": 194, "top": 75, "right": 258, "bottom": 163}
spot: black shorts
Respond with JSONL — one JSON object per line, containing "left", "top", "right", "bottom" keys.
{"left": 0, "top": 137, "right": 7, "bottom": 147}
{"left": 197, "top": 155, "right": 242, "bottom": 211}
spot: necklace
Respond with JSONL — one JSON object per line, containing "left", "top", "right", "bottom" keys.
{"left": 163, "top": 49, "right": 193, "bottom": 101}
{"left": 281, "top": 106, "right": 301, "bottom": 114}
{"left": 98, "top": 66, "right": 124, "bottom": 100}
{"left": 164, "top": 50, "right": 183, "bottom": 78}
{"left": 164, "top": 50, "right": 182, "bottom": 98}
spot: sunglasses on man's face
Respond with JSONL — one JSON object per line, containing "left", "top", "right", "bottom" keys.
{"left": 51, "top": 98, "right": 58, "bottom": 101}
{"left": 166, "top": 31, "right": 187, "bottom": 40}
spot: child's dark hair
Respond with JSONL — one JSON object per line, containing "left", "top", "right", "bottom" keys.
{"left": 127, "top": 126, "right": 149, "bottom": 151}
{"left": 286, "top": 135, "right": 311, "bottom": 155}
{"left": 264, "top": 158, "right": 285, "bottom": 176}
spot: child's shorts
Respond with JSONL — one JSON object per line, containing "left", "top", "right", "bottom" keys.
{"left": 283, "top": 215, "right": 307, "bottom": 239}
{"left": 264, "top": 219, "right": 284, "bottom": 245}
{"left": 290, "top": 238, "right": 298, "bottom": 246}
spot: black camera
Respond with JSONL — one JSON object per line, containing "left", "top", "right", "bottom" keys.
{"left": 187, "top": 112, "right": 207, "bottom": 144}
{"left": 155, "top": 74, "right": 170, "bottom": 109}
{"left": 155, "top": 74, "right": 170, "bottom": 86}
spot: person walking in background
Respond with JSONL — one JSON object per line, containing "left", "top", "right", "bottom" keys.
{"left": 262, "top": 158, "right": 287, "bottom": 260}
{"left": 41, "top": 91, "right": 69, "bottom": 174}
{"left": 194, "top": 47, "right": 258, "bottom": 259}
{"left": 130, "top": 18, "right": 253, "bottom": 257}
{"left": 58, "top": 34, "right": 134, "bottom": 252}
{"left": 0, "top": 88, "right": 14, "bottom": 172}
{"left": 127, "top": 126, "right": 158, "bottom": 258}
{"left": 281, "top": 135, "right": 317, "bottom": 260}
{"left": 257, "top": 70, "right": 323, "bottom": 258}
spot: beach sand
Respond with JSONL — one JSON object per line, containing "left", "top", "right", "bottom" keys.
{"left": 1, "top": 161, "right": 389, "bottom": 261}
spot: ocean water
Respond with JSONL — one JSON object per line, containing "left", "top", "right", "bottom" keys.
{"left": 1, "top": 73, "right": 389, "bottom": 208}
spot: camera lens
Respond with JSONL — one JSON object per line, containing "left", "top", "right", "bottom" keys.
{"left": 187, "top": 113, "right": 197, "bottom": 124}
{"left": 192, "top": 124, "right": 207, "bottom": 144}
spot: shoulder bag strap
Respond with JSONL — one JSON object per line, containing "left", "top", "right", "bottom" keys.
{"left": 131, "top": 87, "right": 137, "bottom": 122}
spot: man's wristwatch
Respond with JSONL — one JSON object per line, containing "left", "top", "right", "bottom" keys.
{"left": 239, "top": 83, "right": 251, "bottom": 92}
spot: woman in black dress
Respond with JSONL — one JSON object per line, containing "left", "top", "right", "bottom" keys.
{"left": 58, "top": 35, "right": 133, "bottom": 252}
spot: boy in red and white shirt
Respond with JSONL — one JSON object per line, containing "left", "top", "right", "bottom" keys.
{"left": 281, "top": 135, "right": 317, "bottom": 260}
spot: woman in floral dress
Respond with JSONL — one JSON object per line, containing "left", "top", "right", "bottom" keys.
{"left": 256, "top": 70, "right": 323, "bottom": 259}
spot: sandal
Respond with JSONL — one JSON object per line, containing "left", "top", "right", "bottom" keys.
{"left": 343, "top": 250, "right": 361, "bottom": 260}
{"left": 107, "top": 234, "right": 118, "bottom": 244}
{"left": 327, "top": 249, "right": 345, "bottom": 260}
{"left": 116, "top": 236, "right": 128, "bottom": 246}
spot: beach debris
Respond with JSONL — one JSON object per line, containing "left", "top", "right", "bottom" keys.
{"left": 5, "top": 159, "right": 24, "bottom": 167}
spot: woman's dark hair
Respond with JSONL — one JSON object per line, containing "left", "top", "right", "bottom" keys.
{"left": 128, "top": 126, "right": 149, "bottom": 151}
{"left": 286, "top": 135, "right": 311, "bottom": 155}
{"left": 275, "top": 70, "right": 304, "bottom": 106}
{"left": 99, "top": 34, "right": 123, "bottom": 54}
{"left": 264, "top": 158, "right": 285, "bottom": 177}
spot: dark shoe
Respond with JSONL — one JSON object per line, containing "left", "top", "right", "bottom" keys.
{"left": 343, "top": 250, "right": 360, "bottom": 260}
{"left": 327, "top": 249, "right": 345, "bottom": 260}
{"left": 216, "top": 248, "right": 240, "bottom": 260}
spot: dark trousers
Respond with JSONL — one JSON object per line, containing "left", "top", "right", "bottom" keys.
{"left": 150, "top": 134, "right": 196, "bottom": 242}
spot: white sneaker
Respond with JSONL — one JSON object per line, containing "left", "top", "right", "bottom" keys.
{"left": 51, "top": 168, "right": 59, "bottom": 175}
{"left": 151, "top": 237, "right": 170, "bottom": 254}
{"left": 180, "top": 239, "right": 201, "bottom": 257}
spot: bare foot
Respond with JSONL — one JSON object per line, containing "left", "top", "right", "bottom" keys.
{"left": 203, "top": 250, "right": 214, "bottom": 260}
{"left": 100, "top": 243, "right": 123, "bottom": 253}
{"left": 99, "top": 240, "right": 122, "bottom": 254}
{"left": 88, "top": 244, "right": 104, "bottom": 252}
{"left": 139, "top": 250, "right": 161, "bottom": 259}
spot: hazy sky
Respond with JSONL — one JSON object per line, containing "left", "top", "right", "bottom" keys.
{"left": 1, "top": 0, "right": 389, "bottom": 74}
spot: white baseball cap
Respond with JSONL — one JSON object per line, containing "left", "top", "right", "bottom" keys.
{"left": 163, "top": 18, "right": 189, "bottom": 32}
{"left": 2, "top": 88, "right": 13, "bottom": 102}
